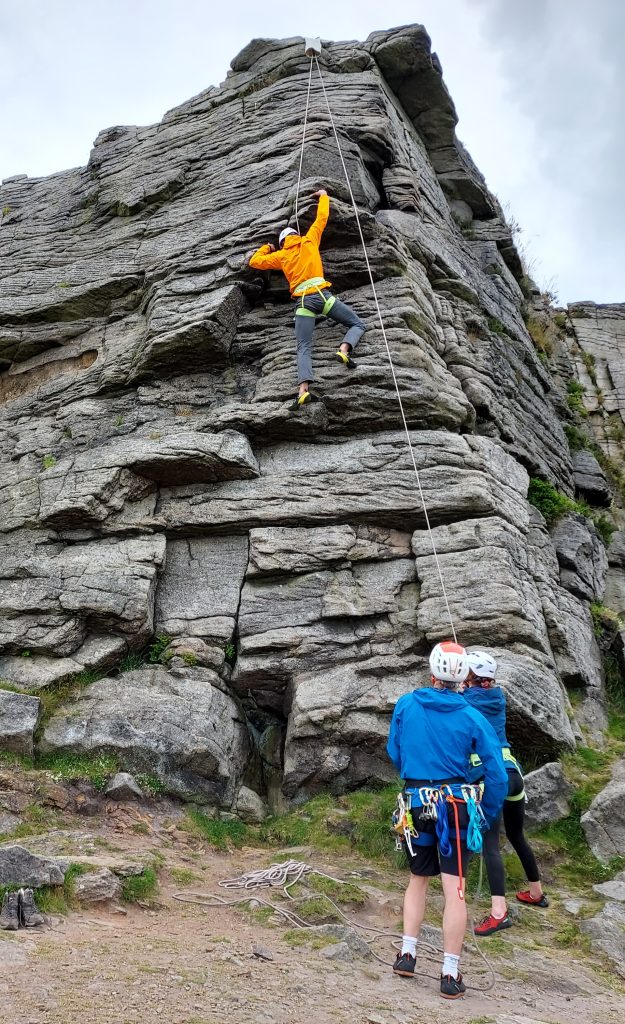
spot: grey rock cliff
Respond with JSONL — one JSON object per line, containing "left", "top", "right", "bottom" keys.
{"left": 1, "top": 24, "right": 623, "bottom": 806}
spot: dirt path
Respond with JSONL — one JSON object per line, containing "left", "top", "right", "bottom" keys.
{"left": 1, "top": 821, "right": 624, "bottom": 1024}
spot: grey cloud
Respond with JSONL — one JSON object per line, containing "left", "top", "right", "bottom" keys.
{"left": 470, "top": 0, "right": 624, "bottom": 300}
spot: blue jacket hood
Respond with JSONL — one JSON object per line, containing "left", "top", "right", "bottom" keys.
{"left": 386, "top": 687, "right": 508, "bottom": 825}
{"left": 462, "top": 686, "right": 509, "bottom": 747}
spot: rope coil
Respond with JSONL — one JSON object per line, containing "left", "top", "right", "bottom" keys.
{"left": 172, "top": 858, "right": 495, "bottom": 991}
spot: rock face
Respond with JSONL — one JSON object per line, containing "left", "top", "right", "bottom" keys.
{"left": 1, "top": 25, "right": 623, "bottom": 806}
{"left": 0, "top": 690, "right": 40, "bottom": 756}
{"left": 523, "top": 762, "right": 573, "bottom": 832}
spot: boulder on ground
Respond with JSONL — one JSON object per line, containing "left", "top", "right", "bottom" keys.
{"left": 581, "top": 760, "right": 625, "bottom": 862}
{"left": 580, "top": 901, "right": 625, "bottom": 978}
{"left": 304, "top": 924, "right": 371, "bottom": 959}
{"left": 104, "top": 772, "right": 144, "bottom": 801}
{"left": 40, "top": 667, "right": 250, "bottom": 806}
{"left": 73, "top": 867, "right": 122, "bottom": 903}
{"left": 235, "top": 785, "right": 267, "bottom": 824}
{"left": 593, "top": 870, "right": 625, "bottom": 902}
{"left": 0, "top": 845, "right": 67, "bottom": 887}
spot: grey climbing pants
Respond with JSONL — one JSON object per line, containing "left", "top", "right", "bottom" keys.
{"left": 293, "top": 289, "right": 367, "bottom": 384}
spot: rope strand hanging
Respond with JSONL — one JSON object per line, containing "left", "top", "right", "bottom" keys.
{"left": 294, "top": 57, "right": 314, "bottom": 234}
{"left": 299, "top": 54, "right": 458, "bottom": 643}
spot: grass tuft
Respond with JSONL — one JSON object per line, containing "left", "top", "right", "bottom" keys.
{"left": 487, "top": 317, "right": 505, "bottom": 335}
{"left": 36, "top": 669, "right": 101, "bottom": 728}
{"left": 283, "top": 928, "right": 339, "bottom": 950}
{"left": 37, "top": 750, "right": 120, "bottom": 790}
{"left": 147, "top": 634, "right": 171, "bottom": 664}
{"left": 306, "top": 872, "right": 368, "bottom": 906}
{"left": 566, "top": 379, "right": 588, "bottom": 417}
{"left": 133, "top": 772, "right": 165, "bottom": 796}
{"left": 183, "top": 809, "right": 251, "bottom": 850}
{"left": 121, "top": 867, "right": 158, "bottom": 903}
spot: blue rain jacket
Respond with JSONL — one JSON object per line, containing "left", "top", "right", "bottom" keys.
{"left": 462, "top": 685, "right": 522, "bottom": 775}
{"left": 462, "top": 686, "right": 509, "bottom": 746}
{"left": 386, "top": 687, "right": 508, "bottom": 826}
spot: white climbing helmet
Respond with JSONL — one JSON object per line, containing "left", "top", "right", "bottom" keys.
{"left": 429, "top": 641, "right": 469, "bottom": 685}
{"left": 279, "top": 227, "right": 297, "bottom": 246}
{"left": 466, "top": 650, "right": 498, "bottom": 679}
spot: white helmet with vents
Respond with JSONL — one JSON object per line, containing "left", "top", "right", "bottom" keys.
{"left": 429, "top": 641, "right": 469, "bottom": 685}
{"left": 279, "top": 227, "right": 297, "bottom": 246}
{"left": 466, "top": 650, "right": 497, "bottom": 679}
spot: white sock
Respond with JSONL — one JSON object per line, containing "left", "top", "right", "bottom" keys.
{"left": 401, "top": 935, "right": 417, "bottom": 957}
{"left": 442, "top": 952, "right": 460, "bottom": 978}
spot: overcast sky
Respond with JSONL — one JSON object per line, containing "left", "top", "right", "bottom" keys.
{"left": 1, "top": 0, "right": 622, "bottom": 304}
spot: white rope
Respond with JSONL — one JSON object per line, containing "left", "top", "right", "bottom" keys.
{"left": 294, "top": 58, "right": 314, "bottom": 235}
{"left": 313, "top": 56, "right": 458, "bottom": 643}
{"left": 218, "top": 858, "right": 311, "bottom": 896}
{"left": 171, "top": 858, "right": 496, "bottom": 990}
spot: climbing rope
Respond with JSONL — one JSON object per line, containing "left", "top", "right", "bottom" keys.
{"left": 171, "top": 858, "right": 496, "bottom": 991}
{"left": 294, "top": 58, "right": 314, "bottom": 235}
{"left": 305, "top": 55, "right": 458, "bottom": 642}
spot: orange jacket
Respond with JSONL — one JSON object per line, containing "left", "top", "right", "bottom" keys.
{"left": 249, "top": 194, "right": 331, "bottom": 297}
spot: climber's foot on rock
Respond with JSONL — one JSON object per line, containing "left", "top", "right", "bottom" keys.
{"left": 290, "top": 390, "right": 313, "bottom": 412}
{"left": 336, "top": 347, "right": 357, "bottom": 369}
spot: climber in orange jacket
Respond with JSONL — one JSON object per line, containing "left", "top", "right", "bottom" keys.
{"left": 248, "top": 190, "right": 367, "bottom": 409}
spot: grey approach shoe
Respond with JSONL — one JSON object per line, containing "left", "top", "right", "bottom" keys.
{"left": 0, "top": 891, "right": 20, "bottom": 930}
{"left": 19, "top": 888, "right": 45, "bottom": 927}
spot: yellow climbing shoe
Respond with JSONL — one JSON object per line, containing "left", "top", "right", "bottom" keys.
{"left": 336, "top": 349, "right": 357, "bottom": 369}
{"left": 290, "top": 391, "right": 312, "bottom": 412}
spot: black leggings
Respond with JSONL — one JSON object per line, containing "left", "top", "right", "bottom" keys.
{"left": 482, "top": 769, "right": 540, "bottom": 897}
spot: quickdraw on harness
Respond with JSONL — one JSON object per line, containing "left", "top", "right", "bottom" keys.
{"left": 393, "top": 784, "right": 487, "bottom": 901}
{"left": 391, "top": 791, "right": 418, "bottom": 856}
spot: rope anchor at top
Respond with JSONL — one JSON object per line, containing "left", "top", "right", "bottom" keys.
{"left": 295, "top": 42, "right": 458, "bottom": 643}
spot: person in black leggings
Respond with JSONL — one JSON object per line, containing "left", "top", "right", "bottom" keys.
{"left": 461, "top": 650, "right": 548, "bottom": 936}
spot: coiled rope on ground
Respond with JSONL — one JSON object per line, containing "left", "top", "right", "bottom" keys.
{"left": 172, "top": 858, "right": 495, "bottom": 992}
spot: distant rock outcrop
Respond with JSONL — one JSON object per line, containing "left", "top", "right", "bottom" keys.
{"left": 1, "top": 25, "right": 623, "bottom": 809}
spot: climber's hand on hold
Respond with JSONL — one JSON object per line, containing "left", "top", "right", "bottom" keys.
{"left": 313, "top": 189, "right": 327, "bottom": 198}
{"left": 266, "top": 243, "right": 276, "bottom": 252}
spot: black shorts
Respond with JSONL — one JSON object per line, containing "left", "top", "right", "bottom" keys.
{"left": 405, "top": 802, "right": 471, "bottom": 878}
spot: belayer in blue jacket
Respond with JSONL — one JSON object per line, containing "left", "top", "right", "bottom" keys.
{"left": 461, "top": 650, "right": 548, "bottom": 937}
{"left": 387, "top": 641, "right": 507, "bottom": 1000}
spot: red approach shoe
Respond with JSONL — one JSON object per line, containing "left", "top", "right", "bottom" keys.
{"left": 474, "top": 912, "right": 512, "bottom": 936}
{"left": 516, "top": 890, "right": 549, "bottom": 908}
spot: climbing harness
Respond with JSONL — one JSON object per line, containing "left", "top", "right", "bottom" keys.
{"left": 294, "top": 41, "right": 457, "bottom": 641}
{"left": 394, "top": 783, "right": 487, "bottom": 901}
{"left": 172, "top": 857, "right": 496, "bottom": 992}
{"left": 471, "top": 746, "right": 526, "bottom": 802}
{"left": 503, "top": 747, "right": 527, "bottom": 803}
{"left": 293, "top": 277, "right": 337, "bottom": 322}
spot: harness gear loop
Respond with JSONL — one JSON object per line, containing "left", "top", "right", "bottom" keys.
{"left": 392, "top": 791, "right": 419, "bottom": 856}
{"left": 461, "top": 785, "right": 487, "bottom": 853}
{"left": 311, "top": 55, "right": 458, "bottom": 643}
